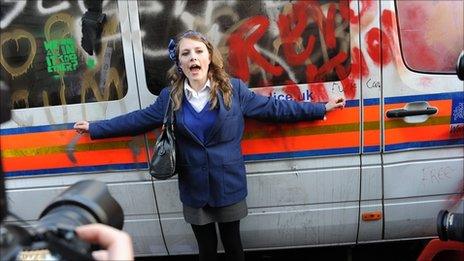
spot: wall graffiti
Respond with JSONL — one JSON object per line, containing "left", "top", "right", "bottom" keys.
{"left": 138, "top": 0, "right": 352, "bottom": 101}
{"left": 0, "top": 0, "right": 26, "bottom": 29}
{"left": 0, "top": 29, "right": 36, "bottom": 78}
{"left": 0, "top": 0, "right": 127, "bottom": 109}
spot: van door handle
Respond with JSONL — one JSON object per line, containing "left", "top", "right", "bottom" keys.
{"left": 386, "top": 107, "right": 437, "bottom": 118}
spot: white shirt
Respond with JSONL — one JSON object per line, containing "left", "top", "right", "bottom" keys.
{"left": 184, "top": 79, "right": 211, "bottom": 112}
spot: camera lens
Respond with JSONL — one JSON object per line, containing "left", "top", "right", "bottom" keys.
{"left": 437, "top": 210, "right": 463, "bottom": 242}
{"left": 38, "top": 180, "right": 124, "bottom": 231}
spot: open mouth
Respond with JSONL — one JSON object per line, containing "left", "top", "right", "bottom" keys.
{"left": 189, "top": 64, "right": 201, "bottom": 72}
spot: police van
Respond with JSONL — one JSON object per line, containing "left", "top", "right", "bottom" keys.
{"left": 1, "top": 0, "right": 462, "bottom": 257}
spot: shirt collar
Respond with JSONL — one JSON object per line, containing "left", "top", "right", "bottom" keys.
{"left": 184, "top": 79, "right": 211, "bottom": 99}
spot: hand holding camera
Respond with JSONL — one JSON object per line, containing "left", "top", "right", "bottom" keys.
{"left": 76, "top": 224, "right": 134, "bottom": 261}
{"left": 0, "top": 180, "right": 132, "bottom": 261}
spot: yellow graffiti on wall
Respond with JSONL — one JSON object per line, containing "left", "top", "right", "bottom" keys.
{"left": 80, "top": 67, "right": 123, "bottom": 103}
{"left": 103, "top": 67, "right": 123, "bottom": 100}
{"left": 0, "top": 29, "right": 37, "bottom": 78}
{"left": 44, "top": 13, "right": 73, "bottom": 41}
{"left": 11, "top": 89, "right": 30, "bottom": 108}
{"left": 81, "top": 70, "right": 102, "bottom": 102}
{"left": 0, "top": 11, "right": 124, "bottom": 108}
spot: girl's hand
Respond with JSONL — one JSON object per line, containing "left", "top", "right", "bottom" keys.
{"left": 73, "top": 120, "right": 90, "bottom": 134}
{"left": 325, "top": 97, "right": 345, "bottom": 112}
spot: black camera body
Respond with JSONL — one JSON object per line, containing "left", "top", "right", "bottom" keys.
{"left": 0, "top": 180, "right": 124, "bottom": 261}
{"left": 437, "top": 210, "right": 463, "bottom": 242}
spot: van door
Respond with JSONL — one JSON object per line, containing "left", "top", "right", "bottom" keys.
{"left": 380, "top": 1, "right": 463, "bottom": 240}
{"left": 132, "top": 0, "right": 362, "bottom": 254}
{"left": 0, "top": 0, "right": 166, "bottom": 256}
{"left": 358, "top": 0, "right": 383, "bottom": 243}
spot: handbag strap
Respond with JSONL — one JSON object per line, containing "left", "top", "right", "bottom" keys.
{"left": 162, "top": 93, "right": 174, "bottom": 131}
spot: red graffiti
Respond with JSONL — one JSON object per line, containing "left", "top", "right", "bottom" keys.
{"left": 365, "top": 28, "right": 380, "bottom": 65}
{"left": 306, "top": 1, "right": 325, "bottom": 32}
{"left": 341, "top": 77, "right": 356, "bottom": 99}
{"left": 335, "top": 65, "right": 349, "bottom": 80}
{"left": 227, "top": 0, "right": 354, "bottom": 97}
{"left": 347, "top": 0, "right": 374, "bottom": 24}
{"left": 351, "top": 47, "right": 369, "bottom": 78}
{"left": 308, "top": 82, "right": 328, "bottom": 102}
{"left": 305, "top": 51, "right": 353, "bottom": 99}
{"left": 333, "top": 65, "right": 356, "bottom": 99}
{"left": 325, "top": 3, "right": 337, "bottom": 49}
{"left": 306, "top": 64, "right": 318, "bottom": 82}
{"left": 399, "top": 31, "right": 437, "bottom": 70}
{"left": 380, "top": 10, "right": 396, "bottom": 65}
{"left": 365, "top": 27, "right": 392, "bottom": 66}
{"left": 305, "top": 0, "right": 348, "bottom": 44}
{"left": 277, "top": 2, "right": 316, "bottom": 66}
{"left": 316, "top": 51, "right": 349, "bottom": 80}
{"left": 381, "top": 9, "right": 394, "bottom": 31}
{"left": 228, "top": 16, "right": 283, "bottom": 82}
{"left": 283, "top": 81, "right": 303, "bottom": 101}
{"left": 339, "top": 0, "right": 351, "bottom": 21}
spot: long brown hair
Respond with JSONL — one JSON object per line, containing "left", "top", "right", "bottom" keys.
{"left": 167, "top": 31, "right": 232, "bottom": 111}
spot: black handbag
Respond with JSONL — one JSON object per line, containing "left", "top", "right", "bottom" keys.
{"left": 149, "top": 96, "right": 177, "bottom": 180}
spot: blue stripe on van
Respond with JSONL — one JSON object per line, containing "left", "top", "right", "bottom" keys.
{"left": 345, "top": 100, "right": 359, "bottom": 107}
{"left": 385, "top": 138, "right": 463, "bottom": 151}
{"left": 0, "top": 123, "right": 74, "bottom": 135}
{"left": 5, "top": 162, "right": 148, "bottom": 178}
{"left": 244, "top": 147, "right": 359, "bottom": 161}
{"left": 363, "top": 98, "right": 379, "bottom": 106}
{"left": 363, "top": 145, "right": 380, "bottom": 153}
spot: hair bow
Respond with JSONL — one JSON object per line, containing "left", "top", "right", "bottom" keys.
{"left": 168, "top": 38, "right": 183, "bottom": 75}
{"left": 168, "top": 39, "right": 177, "bottom": 62}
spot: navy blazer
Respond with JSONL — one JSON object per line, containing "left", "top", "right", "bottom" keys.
{"left": 89, "top": 78, "right": 326, "bottom": 208}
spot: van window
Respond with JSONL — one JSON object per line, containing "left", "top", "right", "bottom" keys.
{"left": 138, "top": 0, "right": 350, "bottom": 95}
{"left": 0, "top": 0, "right": 127, "bottom": 109}
{"left": 396, "top": 1, "right": 464, "bottom": 73}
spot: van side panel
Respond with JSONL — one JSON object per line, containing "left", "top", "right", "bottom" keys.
{"left": 380, "top": 1, "right": 464, "bottom": 240}
{"left": 0, "top": 1, "right": 167, "bottom": 256}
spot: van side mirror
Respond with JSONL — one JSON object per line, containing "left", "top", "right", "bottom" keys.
{"left": 457, "top": 51, "right": 464, "bottom": 81}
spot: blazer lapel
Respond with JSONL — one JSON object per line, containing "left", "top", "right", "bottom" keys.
{"left": 175, "top": 99, "right": 204, "bottom": 146}
{"left": 205, "top": 91, "right": 229, "bottom": 145}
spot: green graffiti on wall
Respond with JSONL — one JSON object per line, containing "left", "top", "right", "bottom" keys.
{"left": 44, "top": 38, "right": 78, "bottom": 73}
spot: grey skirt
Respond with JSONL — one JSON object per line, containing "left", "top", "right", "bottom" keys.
{"left": 183, "top": 199, "right": 248, "bottom": 225}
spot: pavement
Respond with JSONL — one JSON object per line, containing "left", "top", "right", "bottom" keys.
{"left": 136, "top": 239, "right": 432, "bottom": 261}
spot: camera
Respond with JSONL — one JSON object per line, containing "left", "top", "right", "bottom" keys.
{"left": 0, "top": 180, "right": 124, "bottom": 261}
{"left": 437, "top": 210, "right": 463, "bottom": 242}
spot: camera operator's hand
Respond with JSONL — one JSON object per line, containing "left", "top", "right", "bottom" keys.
{"left": 74, "top": 121, "right": 90, "bottom": 134}
{"left": 76, "top": 224, "right": 134, "bottom": 261}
